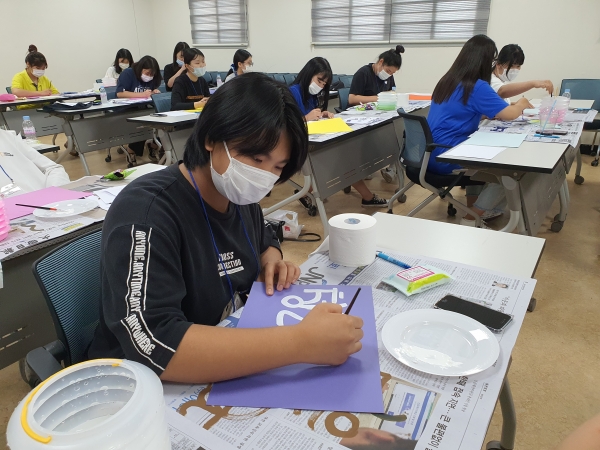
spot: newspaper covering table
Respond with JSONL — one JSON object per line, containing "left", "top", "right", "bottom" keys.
{"left": 164, "top": 248, "right": 536, "bottom": 450}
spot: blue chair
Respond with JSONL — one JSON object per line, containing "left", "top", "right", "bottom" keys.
{"left": 334, "top": 88, "right": 350, "bottom": 113}
{"left": 6, "top": 87, "right": 11, "bottom": 94}
{"left": 158, "top": 83, "right": 167, "bottom": 93}
{"left": 218, "top": 72, "right": 229, "bottom": 82}
{"left": 283, "top": 74, "right": 296, "bottom": 85}
{"left": 560, "top": 79, "right": 600, "bottom": 166}
{"left": 104, "top": 86, "right": 117, "bottom": 100}
{"left": 203, "top": 72, "right": 213, "bottom": 85}
{"left": 340, "top": 75, "right": 353, "bottom": 88}
{"left": 273, "top": 74, "right": 286, "bottom": 84}
{"left": 95, "top": 79, "right": 103, "bottom": 83}
{"left": 21, "top": 229, "right": 103, "bottom": 387}
{"left": 151, "top": 92, "right": 172, "bottom": 113}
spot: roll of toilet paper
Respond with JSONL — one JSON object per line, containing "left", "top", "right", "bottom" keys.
{"left": 397, "top": 93, "right": 410, "bottom": 108}
{"left": 329, "top": 213, "right": 377, "bottom": 267}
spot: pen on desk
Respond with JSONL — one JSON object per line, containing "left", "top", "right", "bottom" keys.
{"left": 16, "top": 204, "right": 58, "bottom": 211}
{"left": 376, "top": 251, "right": 411, "bottom": 269}
{"left": 344, "top": 287, "right": 361, "bottom": 315}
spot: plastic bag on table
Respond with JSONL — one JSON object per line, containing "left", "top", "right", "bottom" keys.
{"left": 265, "top": 210, "right": 303, "bottom": 239}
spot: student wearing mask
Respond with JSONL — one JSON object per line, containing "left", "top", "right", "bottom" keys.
{"left": 164, "top": 42, "right": 191, "bottom": 92}
{"left": 428, "top": 35, "right": 531, "bottom": 228}
{"left": 116, "top": 56, "right": 162, "bottom": 163}
{"left": 490, "top": 44, "right": 553, "bottom": 102}
{"left": 225, "top": 49, "right": 253, "bottom": 82}
{"left": 11, "top": 45, "right": 59, "bottom": 100}
{"left": 290, "top": 57, "right": 387, "bottom": 209}
{"left": 171, "top": 48, "right": 210, "bottom": 111}
{"left": 105, "top": 48, "right": 134, "bottom": 81}
{"left": 348, "top": 45, "right": 404, "bottom": 106}
{"left": 88, "top": 73, "right": 364, "bottom": 383}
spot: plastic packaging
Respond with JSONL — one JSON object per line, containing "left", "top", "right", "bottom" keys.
{"left": 266, "top": 209, "right": 303, "bottom": 239}
{"left": 216, "top": 73, "right": 223, "bottom": 87}
{"left": 382, "top": 265, "right": 452, "bottom": 297}
{"left": 563, "top": 88, "right": 571, "bottom": 108}
{"left": 377, "top": 92, "right": 397, "bottom": 111}
{"left": 101, "top": 168, "right": 136, "bottom": 181}
{"left": 22, "top": 116, "right": 37, "bottom": 143}
{"left": 539, "top": 96, "right": 569, "bottom": 130}
{"left": 396, "top": 93, "right": 410, "bottom": 108}
{"left": 99, "top": 86, "right": 108, "bottom": 104}
{"left": 7, "top": 359, "right": 170, "bottom": 450}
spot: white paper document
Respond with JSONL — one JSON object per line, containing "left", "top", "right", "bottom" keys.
{"left": 94, "top": 186, "right": 126, "bottom": 205}
{"left": 163, "top": 111, "right": 198, "bottom": 117}
{"left": 163, "top": 250, "right": 536, "bottom": 450}
{"left": 464, "top": 131, "right": 527, "bottom": 148}
{"left": 443, "top": 144, "right": 506, "bottom": 160}
{"left": 167, "top": 408, "right": 236, "bottom": 450}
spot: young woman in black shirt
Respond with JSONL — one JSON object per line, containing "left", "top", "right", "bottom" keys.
{"left": 163, "top": 41, "right": 190, "bottom": 92}
{"left": 171, "top": 48, "right": 210, "bottom": 111}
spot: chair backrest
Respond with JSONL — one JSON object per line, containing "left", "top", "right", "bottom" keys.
{"left": 283, "top": 73, "right": 296, "bottom": 85}
{"left": 32, "top": 229, "right": 103, "bottom": 367}
{"left": 152, "top": 92, "right": 172, "bottom": 113}
{"left": 104, "top": 86, "right": 117, "bottom": 100}
{"left": 219, "top": 71, "right": 229, "bottom": 82}
{"left": 338, "top": 87, "right": 350, "bottom": 111}
{"left": 340, "top": 75, "right": 353, "bottom": 88}
{"left": 203, "top": 72, "right": 213, "bottom": 85}
{"left": 6, "top": 87, "right": 11, "bottom": 94}
{"left": 397, "top": 111, "right": 433, "bottom": 168}
{"left": 560, "top": 79, "right": 600, "bottom": 110}
{"left": 274, "top": 73, "right": 286, "bottom": 84}
{"left": 95, "top": 79, "right": 103, "bottom": 83}
{"left": 158, "top": 83, "right": 167, "bottom": 93}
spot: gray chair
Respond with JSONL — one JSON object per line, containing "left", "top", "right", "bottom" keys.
{"left": 283, "top": 73, "right": 296, "bottom": 85}
{"left": 334, "top": 88, "right": 350, "bottom": 113}
{"left": 104, "top": 86, "right": 117, "bottom": 100}
{"left": 6, "top": 87, "right": 11, "bottom": 94}
{"left": 273, "top": 74, "right": 286, "bottom": 84}
{"left": 21, "top": 229, "right": 103, "bottom": 387}
{"left": 387, "top": 111, "right": 484, "bottom": 225}
{"left": 151, "top": 92, "right": 172, "bottom": 113}
{"left": 95, "top": 79, "right": 103, "bottom": 83}
{"left": 340, "top": 75, "right": 353, "bottom": 88}
{"left": 560, "top": 79, "right": 600, "bottom": 166}
{"left": 158, "top": 83, "right": 167, "bottom": 93}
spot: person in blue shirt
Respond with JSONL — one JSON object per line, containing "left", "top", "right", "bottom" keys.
{"left": 428, "top": 34, "right": 530, "bottom": 227}
{"left": 289, "top": 57, "right": 387, "bottom": 208}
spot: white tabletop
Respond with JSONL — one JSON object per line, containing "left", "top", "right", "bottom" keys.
{"left": 0, "top": 93, "right": 99, "bottom": 108}
{"left": 127, "top": 113, "right": 199, "bottom": 125}
{"left": 373, "top": 213, "right": 545, "bottom": 278}
{"left": 437, "top": 140, "right": 569, "bottom": 173}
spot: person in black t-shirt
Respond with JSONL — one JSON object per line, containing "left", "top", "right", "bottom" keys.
{"left": 171, "top": 48, "right": 210, "bottom": 111}
{"left": 88, "top": 73, "right": 364, "bottom": 383}
{"left": 163, "top": 41, "right": 190, "bottom": 92}
{"left": 349, "top": 45, "right": 405, "bottom": 107}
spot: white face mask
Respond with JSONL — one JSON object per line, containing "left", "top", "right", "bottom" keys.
{"left": 242, "top": 64, "right": 253, "bottom": 74}
{"left": 176, "top": 59, "right": 184, "bottom": 67}
{"left": 309, "top": 81, "right": 323, "bottom": 95}
{"left": 119, "top": 63, "right": 130, "bottom": 70}
{"left": 32, "top": 69, "right": 45, "bottom": 78}
{"left": 141, "top": 74, "right": 154, "bottom": 83}
{"left": 499, "top": 68, "right": 519, "bottom": 82}
{"left": 211, "top": 141, "right": 280, "bottom": 205}
{"left": 378, "top": 69, "right": 391, "bottom": 81}
{"left": 192, "top": 66, "right": 206, "bottom": 77}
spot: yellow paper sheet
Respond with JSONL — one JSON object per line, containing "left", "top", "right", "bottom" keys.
{"left": 307, "top": 118, "right": 353, "bottom": 135}
{"left": 185, "top": 107, "right": 203, "bottom": 113}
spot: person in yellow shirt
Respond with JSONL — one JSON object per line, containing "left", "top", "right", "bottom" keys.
{"left": 11, "top": 45, "right": 59, "bottom": 98}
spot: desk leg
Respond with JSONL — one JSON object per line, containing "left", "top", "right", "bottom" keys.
{"left": 499, "top": 176, "right": 523, "bottom": 234}
{"left": 160, "top": 130, "right": 174, "bottom": 166}
{"left": 0, "top": 111, "right": 9, "bottom": 129}
{"left": 78, "top": 152, "right": 91, "bottom": 176}
{"left": 55, "top": 120, "right": 74, "bottom": 164}
{"left": 574, "top": 148, "right": 584, "bottom": 184}
{"left": 262, "top": 175, "right": 312, "bottom": 216}
{"left": 309, "top": 173, "right": 329, "bottom": 238}
{"left": 487, "top": 377, "right": 516, "bottom": 450}
{"left": 551, "top": 181, "right": 569, "bottom": 232}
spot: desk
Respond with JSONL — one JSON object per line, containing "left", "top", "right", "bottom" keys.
{"left": 438, "top": 140, "right": 570, "bottom": 236}
{"left": 43, "top": 101, "right": 156, "bottom": 175}
{"left": 127, "top": 113, "right": 199, "bottom": 165}
{"left": 0, "top": 94, "right": 99, "bottom": 140}
{"left": 30, "top": 142, "right": 60, "bottom": 154}
{"left": 0, "top": 176, "right": 113, "bottom": 371}
{"left": 567, "top": 99, "right": 594, "bottom": 109}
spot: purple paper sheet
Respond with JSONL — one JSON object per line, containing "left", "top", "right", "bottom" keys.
{"left": 208, "top": 283, "right": 384, "bottom": 413}
{"left": 4, "top": 187, "right": 92, "bottom": 220}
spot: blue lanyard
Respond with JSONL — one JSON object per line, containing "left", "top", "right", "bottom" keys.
{"left": 0, "top": 165, "right": 13, "bottom": 183}
{"left": 187, "top": 169, "right": 260, "bottom": 312}
{"left": 187, "top": 76, "right": 199, "bottom": 96}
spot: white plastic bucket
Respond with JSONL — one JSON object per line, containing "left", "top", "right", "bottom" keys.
{"left": 7, "top": 359, "right": 170, "bottom": 450}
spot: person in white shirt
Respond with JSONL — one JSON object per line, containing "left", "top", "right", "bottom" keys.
{"left": 0, "top": 130, "right": 69, "bottom": 193}
{"left": 105, "top": 49, "right": 134, "bottom": 81}
{"left": 491, "top": 44, "right": 553, "bottom": 103}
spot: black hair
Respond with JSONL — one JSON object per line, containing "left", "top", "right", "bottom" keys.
{"left": 183, "top": 48, "right": 205, "bottom": 66}
{"left": 172, "top": 42, "right": 190, "bottom": 67}
{"left": 293, "top": 57, "right": 333, "bottom": 111}
{"left": 25, "top": 45, "right": 47, "bottom": 68}
{"left": 432, "top": 34, "right": 497, "bottom": 105}
{"left": 183, "top": 72, "right": 308, "bottom": 184}
{"left": 131, "top": 56, "right": 162, "bottom": 89}
{"left": 112, "top": 48, "right": 134, "bottom": 75}
{"left": 226, "top": 49, "right": 252, "bottom": 76}
{"left": 495, "top": 44, "right": 525, "bottom": 73}
{"left": 377, "top": 44, "right": 405, "bottom": 69}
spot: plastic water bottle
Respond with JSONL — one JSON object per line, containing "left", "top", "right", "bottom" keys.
{"left": 99, "top": 86, "right": 108, "bottom": 104}
{"left": 22, "top": 116, "right": 37, "bottom": 142}
{"left": 216, "top": 73, "right": 223, "bottom": 87}
{"left": 563, "top": 89, "right": 571, "bottom": 108}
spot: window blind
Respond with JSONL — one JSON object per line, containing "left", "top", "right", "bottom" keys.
{"left": 189, "top": 0, "right": 248, "bottom": 46}
{"left": 311, "top": 0, "right": 490, "bottom": 44}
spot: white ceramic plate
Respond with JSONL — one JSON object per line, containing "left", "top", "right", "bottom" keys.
{"left": 382, "top": 309, "right": 500, "bottom": 377}
{"left": 33, "top": 198, "right": 99, "bottom": 218}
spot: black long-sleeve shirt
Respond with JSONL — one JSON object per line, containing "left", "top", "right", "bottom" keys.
{"left": 170, "top": 73, "right": 210, "bottom": 111}
{"left": 163, "top": 63, "right": 180, "bottom": 92}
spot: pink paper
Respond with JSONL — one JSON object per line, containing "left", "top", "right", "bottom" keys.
{"left": 5, "top": 187, "right": 93, "bottom": 220}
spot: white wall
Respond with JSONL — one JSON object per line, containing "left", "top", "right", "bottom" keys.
{"left": 2, "top": 0, "right": 600, "bottom": 94}
{"left": 0, "top": 0, "right": 155, "bottom": 92}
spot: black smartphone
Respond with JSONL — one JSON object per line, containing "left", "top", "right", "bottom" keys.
{"left": 434, "top": 295, "right": 512, "bottom": 333}
{"left": 535, "top": 129, "right": 568, "bottom": 135}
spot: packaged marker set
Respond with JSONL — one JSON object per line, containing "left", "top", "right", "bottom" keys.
{"left": 382, "top": 265, "right": 452, "bottom": 297}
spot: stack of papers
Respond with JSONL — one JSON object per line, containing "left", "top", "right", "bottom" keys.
{"left": 94, "top": 186, "right": 126, "bottom": 210}
{"left": 464, "top": 131, "right": 527, "bottom": 148}
{"left": 111, "top": 98, "right": 152, "bottom": 105}
{"left": 443, "top": 144, "right": 506, "bottom": 160}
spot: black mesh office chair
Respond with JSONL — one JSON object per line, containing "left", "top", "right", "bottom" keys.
{"left": 20, "top": 229, "right": 102, "bottom": 388}
{"left": 387, "top": 112, "right": 485, "bottom": 226}
{"left": 334, "top": 88, "right": 350, "bottom": 113}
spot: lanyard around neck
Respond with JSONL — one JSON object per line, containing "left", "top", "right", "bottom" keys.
{"left": 0, "top": 165, "right": 13, "bottom": 183}
{"left": 187, "top": 168, "right": 260, "bottom": 311}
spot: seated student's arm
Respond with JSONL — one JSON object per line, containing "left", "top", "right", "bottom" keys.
{"left": 555, "top": 412, "right": 600, "bottom": 450}
{"left": 170, "top": 81, "right": 195, "bottom": 111}
{"left": 102, "top": 223, "right": 363, "bottom": 384}
{"left": 472, "top": 81, "right": 530, "bottom": 122}
{"left": 10, "top": 88, "right": 50, "bottom": 98}
{"left": 495, "top": 97, "right": 531, "bottom": 121}
{"left": 116, "top": 69, "right": 152, "bottom": 98}
{"left": 497, "top": 80, "right": 554, "bottom": 98}
{"left": 167, "top": 67, "right": 185, "bottom": 89}
{"left": 48, "top": 80, "right": 59, "bottom": 95}
{"left": 17, "top": 138, "right": 70, "bottom": 186}
{"left": 348, "top": 71, "right": 377, "bottom": 106}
